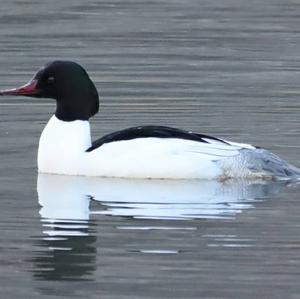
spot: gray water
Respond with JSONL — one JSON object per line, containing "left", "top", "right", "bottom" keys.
{"left": 1, "top": 0, "right": 300, "bottom": 298}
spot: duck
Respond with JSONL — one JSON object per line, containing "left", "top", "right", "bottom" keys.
{"left": 0, "top": 60, "right": 299, "bottom": 180}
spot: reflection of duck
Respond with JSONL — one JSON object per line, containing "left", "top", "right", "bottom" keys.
{"left": 37, "top": 173, "right": 289, "bottom": 221}
{"left": 32, "top": 228, "right": 96, "bottom": 282}
{"left": 32, "top": 175, "right": 97, "bottom": 282}
{"left": 1, "top": 61, "right": 300, "bottom": 179}
{"left": 34, "top": 174, "right": 290, "bottom": 282}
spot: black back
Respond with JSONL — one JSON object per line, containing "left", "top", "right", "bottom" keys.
{"left": 86, "top": 125, "right": 228, "bottom": 152}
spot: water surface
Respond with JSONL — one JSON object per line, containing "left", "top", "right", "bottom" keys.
{"left": 1, "top": 0, "right": 300, "bottom": 298}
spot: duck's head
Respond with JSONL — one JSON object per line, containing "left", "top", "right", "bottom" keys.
{"left": 0, "top": 61, "right": 99, "bottom": 121}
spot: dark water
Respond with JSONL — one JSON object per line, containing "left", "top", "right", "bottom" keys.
{"left": 1, "top": 0, "right": 300, "bottom": 298}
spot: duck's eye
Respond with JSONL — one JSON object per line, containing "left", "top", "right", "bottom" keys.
{"left": 47, "top": 76, "right": 55, "bottom": 84}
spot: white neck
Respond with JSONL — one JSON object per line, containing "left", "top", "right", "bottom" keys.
{"left": 38, "top": 115, "right": 92, "bottom": 174}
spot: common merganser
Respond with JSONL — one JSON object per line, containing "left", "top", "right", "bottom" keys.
{"left": 0, "top": 61, "right": 299, "bottom": 180}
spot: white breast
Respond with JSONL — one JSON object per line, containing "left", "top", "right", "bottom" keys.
{"left": 38, "top": 115, "right": 91, "bottom": 175}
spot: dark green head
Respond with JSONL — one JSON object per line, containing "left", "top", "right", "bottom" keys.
{"left": 0, "top": 61, "right": 99, "bottom": 121}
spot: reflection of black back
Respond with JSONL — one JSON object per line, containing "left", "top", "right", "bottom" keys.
{"left": 31, "top": 220, "right": 96, "bottom": 281}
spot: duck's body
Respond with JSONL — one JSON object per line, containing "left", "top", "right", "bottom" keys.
{"left": 1, "top": 61, "right": 299, "bottom": 180}
{"left": 38, "top": 115, "right": 300, "bottom": 179}
{"left": 39, "top": 115, "right": 224, "bottom": 178}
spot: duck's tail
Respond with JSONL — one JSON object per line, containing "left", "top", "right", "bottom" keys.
{"left": 240, "top": 148, "right": 300, "bottom": 180}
